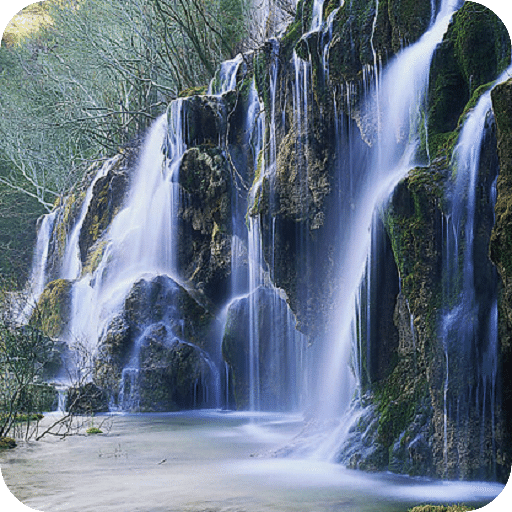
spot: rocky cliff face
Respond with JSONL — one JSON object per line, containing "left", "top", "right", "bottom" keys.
{"left": 30, "top": 0, "right": 511, "bottom": 483}
{"left": 490, "top": 77, "right": 512, "bottom": 480}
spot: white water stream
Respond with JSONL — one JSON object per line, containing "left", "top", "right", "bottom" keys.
{"left": 440, "top": 64, "right": 512, "bottom": 473}
{"left": 65, "top": 109, "right": 183, "bottom": 357}
{"left": 314, "top": 0, "right": 463, "bottom": 429}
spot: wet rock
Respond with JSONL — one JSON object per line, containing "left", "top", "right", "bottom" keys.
{"left": 222, "top": 286, "right": 304, "bottom": 410}
{"left": 176, "top": 93, "right": 237, "bottom": 148}
{"left": 428, "top": 2, "right": 510, "bottom": 154}
{"left": 95, "top": 274, "right": 218, "bottom": 410}
{"left": 178, "top": 146, "right": 233, "bottom": 304}
{"left": 78, "top": 157, "right": 130, "bottom": 271}
{"left": 34, "top": 279, "right": 72, "bottom": 338}
{"left": 490, "top": 77, "right": 512, "bottom": 481}
{"left": 122, "top": 325, "right": 217, "bottom": 412}
{"left": 67, "top": 382, "right": 109, "bottom": 414}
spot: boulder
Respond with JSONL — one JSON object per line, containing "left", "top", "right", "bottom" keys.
{"left": 120, "top": 324, "right": 217, "bottom": 411}
{"left": 222, "top": 286, "right": 304, "bottom": 410}
{"left": 94, "top": 274, "right": 218, "bottom": 411}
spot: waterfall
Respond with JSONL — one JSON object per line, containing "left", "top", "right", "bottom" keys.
{"left": 17, "top": 209, "right": 59, "bottom": 322}
{"left": 65, "top": 110, "right": 182, "bottom": 354}
{"left": 19, "top": 0, "right": 510, "bottom": 479}
{"left": 223, "top": 37, "right": 307, "bottom": 412}
{"left": 60, "top": 155, "right": 122, "bottom": 281}
{"left": 440, "top": 65, "right": 512, "bottom": 476}
{"left": 310, "top": 0, "right": 324, "bottom": 31}
{"left": 208, "top": 53, "right": 243, "bottom": 95}
{"left": 316, "top": 0, "right": 462, "bottom": 425}
{"left": 31, "top": 211, "right": 58, "bottom": 298}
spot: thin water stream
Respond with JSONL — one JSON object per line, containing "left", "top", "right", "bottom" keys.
{"left": 0, "top": 412, "right": 503, "bottom": 512}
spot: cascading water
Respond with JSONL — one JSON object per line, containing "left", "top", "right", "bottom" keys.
{"left": 208, "top": 54, "right": 244, "bottom": 95}
{"left": 310, "top": 0, "right": 324, "bottom": 31}
{"left": 18, "top": 209, "right": 59, "bottom": 322}
{"left": 300, "top": 0, "right": 463, "bottom": 455}
{"left": 320, "top": 0, "right": 459, "bottom": 417}
{"left": 65, "top": 109, "right": 183, "bottom": 356}
{"left": 222, "top": 37, "right": 307, "bottom": 413}
{"left": 440, "top": 65, "right": 512, "bottom": 476}
{"left": 60, "top": 155, "right": 123, "bottom": 281}
{"left": 18, "top": 0, "right": 511, "bottom": 483}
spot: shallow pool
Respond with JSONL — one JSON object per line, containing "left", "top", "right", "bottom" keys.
{"left": 0, "top": 411, "right": 505, "bottom": 512}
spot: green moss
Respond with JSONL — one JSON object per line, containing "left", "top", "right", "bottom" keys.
{"left": 82, "top": 240, "right": 108, "bottom": 276}
{"left": 0, "top": 437, "right": 16, "bottom": 450}
{"left": 34, "top": 279, "right": 72, "bottom": 338}
{"left": 428, "top": 132, "right": 459, "bottom": 161}
{"left": 452, "top": 2, "right": 511, "bottom": 95}
{"left": 387, "top": 0, "right": 432, "bottom": 51}
{"left": 86, "top": 427, "right": 103, "bottom": 434}
{"left": 490, "top": 79, "right": 512, "bottom": 273}
{"left": 461, "top": 82, "right": 494, "bottom": 118}
{"left": 428, "top": 3, "right": 510, "bottom": 152}
{"left": 374, "top": 370, "right": 429, "bottom": 458}
{"left": 254, "top": 49, "right": 272, "bottom": 119}
{"left": 280, "top": 20, "right": 302, "bottom": 59}
{"left": 429, "top": 80, "right": 496, "bottom": 160}
{"left": 384, "top": 167, "right": 444, "bottom": 287}
{"left": 55, "top": 192, "right": 79, "bottom": 258}
{"left": 178, "top": 85, "right": 208, "bottom": 98}
{"left": 323, "top": 0, "right": 338, "bottom": 19}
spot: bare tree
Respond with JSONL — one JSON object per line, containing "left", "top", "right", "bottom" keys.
{"left": 0, "top": 283, "right": 111, "bottom": 442}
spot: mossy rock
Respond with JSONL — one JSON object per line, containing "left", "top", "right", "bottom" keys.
{"left": 490, "top": 77, "right": 512, "bottom": 482}
{"left": 221, "top": 286, "right": 304, "bottom": 410}
{"left": 379, "top": 165, "right": 447, "bottom": 474}
{"left": 121, "top": 328, "right": 217, "bottom": 412}
{"left": 34, "top": 279, "right": 72, "bottom": 338}
{"left": 95, "top": 274, "right": 219, "bottom": 409}
{"left": 0, "top": 437, "right": 16, "bottom": 450}
{"left": 386, "top": 0, "right": 432, "bottom": 52}
{"left": 78, "top": 156, "right": 129, "bottom": 269}
{"left": 177, "top": 92, "right": 237, "bottom": 148}
{"left": 178, "top": 85, "right": 208, "bottom": 98}
{"left": 178, "top": 146, "right": 233, "bottom": 304}
{"left": 122, "top": 275, "right": 216, "bottom": 352}
{"left": 327, "top": 0, "right": 433, "bottom": 85}
{"left": 491, "top": 78, "right": 512, "bottom": 276}
{"left": 428, "top": 2, "right": 511, "bottom": 151}
{"left": 451, "top": 2, "right": 510, "bottom": 94}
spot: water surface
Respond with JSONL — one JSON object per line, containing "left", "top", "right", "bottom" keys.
{"left": 0, "top": 412, "right": 504, "bottom": 512}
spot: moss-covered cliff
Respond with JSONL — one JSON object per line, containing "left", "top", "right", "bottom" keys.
{"left": 29, "top": 0, "right": 512, "bottom": 484}
{"left": 490, "top": 77, "right": 512, "bottom": 479}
